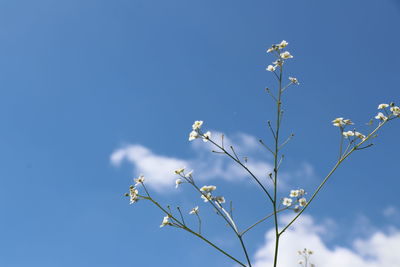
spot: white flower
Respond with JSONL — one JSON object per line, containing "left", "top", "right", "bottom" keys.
{"left": 391, "top": 106, "right": 400, "bottom": 116}
{"left": 175, "top": 178, "right": 183, "bottom": 189}
{"left": 355, "top": 131, "right": 366, "bottom": 140}
{"left": 299, "top": 197, "right": 307, "bottom": 207}
{"left": 160, "top": 215, "right": 171, "bottom": 227}
{"left": 189, "top": 130, "right": 199, "bottom": 141}
{"left": 200, "top": 185, "right": 217, "bottom": 192}
{"left": 289, "top": 77, "right": 299, "bottom": 84}
{"left": 214, "top": 196, "right": 226, "bottom": 204}
{"left": 202, "top": 131, "right": 211, "bottom": 142}
{"left": 189, "top": 206, "right": 199, "bottom": 215}
{"left": 273, "top": 59, "right": 283, "bottom": 67}
{"left": 343, "top": 119, "right": 354, "bottom": 125}
{"left": 266, "top": 65, "right": 276, "bottom": 72}
{"left": 267, "top": 44, "right": 278, "bottom": 53}
{"left": 280, "top": 51, "right": 293, "bottom": 59}
{"left": 282, "top": 197, "right": 292, "bottom": 206}
{"left": 378, "top": 103, "right": 389, "bottom": 109}
{"left": 375, "top": 112, "right": 388, "bottom": 121}
{"left": 129, "top": 186, "right": 139, "bottom": 204}
{"left": 298, "top": 189, "right": 305, "bottom": 196}
{"left": 134, "top": 175, "right": 145, "bottom": 186}
{"left": 185, "top": 170, "right": 193, "bottom": 178}
{"left": 278, "top": 40, "right": 288, "bottom": 49}
{"left": 174, "top": 167, "right": 185, "bottom": 175}
{"left": 332, "top": 118, "right": 352, "bottom": 127}
{"left": 332, "top": 117, "right": 345, "bottom": 127}
{"left": 342, "top": 131, "right": 355, "bottom": 138}
{"left": 192, "top": 120, "right": 203, "bottom": 130}
{"left": 290, "top": 190, "right": 300, "bottom": 197}
{"left": 201, "top": 193, "right": 212, "bottom": 202}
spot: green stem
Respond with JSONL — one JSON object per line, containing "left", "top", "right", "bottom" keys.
{"left": 241, "top": 207, "right": 288, "bottom": 236}
{"left": 272, "top": 63, "right": 283, "bottom": 267}
{"left": 238, "top": 235, "right": 252, "bottom": 267}
{"left": 208, "top": 139, "right": 274, "bottom": 203}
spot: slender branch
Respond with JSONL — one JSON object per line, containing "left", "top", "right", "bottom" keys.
{"left": 265, "top": 88, "right": 278, "bottom": 102}
{"left": 241, "top": 207, "right": 288, "bottom": 236}
{"left": 338, "top": 127, "right": 344, "bottom": 160}
{"left": 279, "top": 134, "right": 295, "bottom": 150}
{"left": 356, "top": 143, "right": 374, "bottom": 150}
{"left": 272, "top": 62, "right": 284, "bottom": 267}
{"left": 277, "top": 154, "right": 284, "bottom": 170}
{"left": 268, "top": 121, "right": 276, "bottom": 140}
{"left": 195, "top": 213, "right": 202, "bottom": 234}
{"left": 177, "top": 207, "right": 186, "bottom": 226}
{"left": 217, "top": 201, "right": 239, "bottom": 233}
{"left": 238, "top": 235, "right": 252, "bottom": 267}
{"left": 208, "top": 138, "right": 274, "bottom": 203}
{"left": 259, "top": 139, "right": 275, "bottom": 156}
{"left": 230, "top": 145, "right": 241, "bottom": 162}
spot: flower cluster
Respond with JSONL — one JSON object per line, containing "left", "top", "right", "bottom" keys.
{"left": 199, "top": 185, "right": 225, "bottom": 204}
{"left": 174, "top": 167, "right": 193, "bottom": 189}
{"left": 125, "top": 175, "right": 146, "bottom": 204}
{"left": 282, "top": 189, "right": 307, "bottom": 211}
{"left": 297, "top": 248, "right": 315, "bottom": 267}
{"left": 376, "top": 103, "right": 400, "bottom": 121}
{"left": 332, "top": 117, "right": 353, "bottom": 127}
{"left": 342, "top": 130, "right": 366, "bottom": 140}
{"left": 188, "top": 120, "right": 211, "bottom": 142}
{"left": 332, "top": 117, "right": 367, "bottom": 142}
{"left": 266, "top": 40, "right": 299, "bottom": 85}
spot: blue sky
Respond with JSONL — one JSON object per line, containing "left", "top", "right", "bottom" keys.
{"left": 0, "top": 0, "right": 399, "bottom": 266}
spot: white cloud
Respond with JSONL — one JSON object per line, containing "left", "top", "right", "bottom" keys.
{"left": 383, "top": 206, "right": 400, "bottom": 221}
{"left": 110, "top": 132, "right": 314, "bottom": 192}
{"left": 110, "top": 144, "right": 187, "bottom": 190}
{"left": 253, "top": 215, "right": 400, "bottom": 267}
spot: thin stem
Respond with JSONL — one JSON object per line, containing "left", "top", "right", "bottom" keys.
{"left": 272, "top": 63, "right": 284, "bottom": 267}
{"left": 208, "top": 138, "right": 274, "bottom": 203}
{"left": 265, "top": 88, "right": 278, "bottom": 102}
{"left": 268, "top": 121, "right": 277, "bottom": 140}
{"left": 195, "top": 213, "right": 202, "bottom": 234}
{"left": 277, "top": 154, "right": 284, "bottom": 170}
{"left": 238, "top": 235, "right": 252, "bottom": 267}
{"left": 217, "top": 202, "right": 239, "bottom": 233}
{"left": 279, "top": 134, "right": 294, "bottom": 150}
{"left": 259, "top": 139, "right": 275, "bottom": 156}
{"left": 241, "top": 207, "right": 288, "bottom": 236}
{"left": 230, "top": 145, "right": 241, "bottom": 162}
{"left": 177, "top": 207, "right": 186, "bottom": 226}
{"left": 338, "top": 127, "right": 344, "bottom": 160}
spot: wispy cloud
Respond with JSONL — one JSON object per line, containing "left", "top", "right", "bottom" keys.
{"left": 253, "top": 215, "right": 400, "bottom": 267}
{"left": 383, "top": 206, "right": 400, "bottom": 222}
{"left": 110, "top": 132, "right": 314, "bottom": 192}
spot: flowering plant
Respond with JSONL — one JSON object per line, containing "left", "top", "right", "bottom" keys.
{"left": 124, "top": 40, "right": 398, "bottom": 267}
